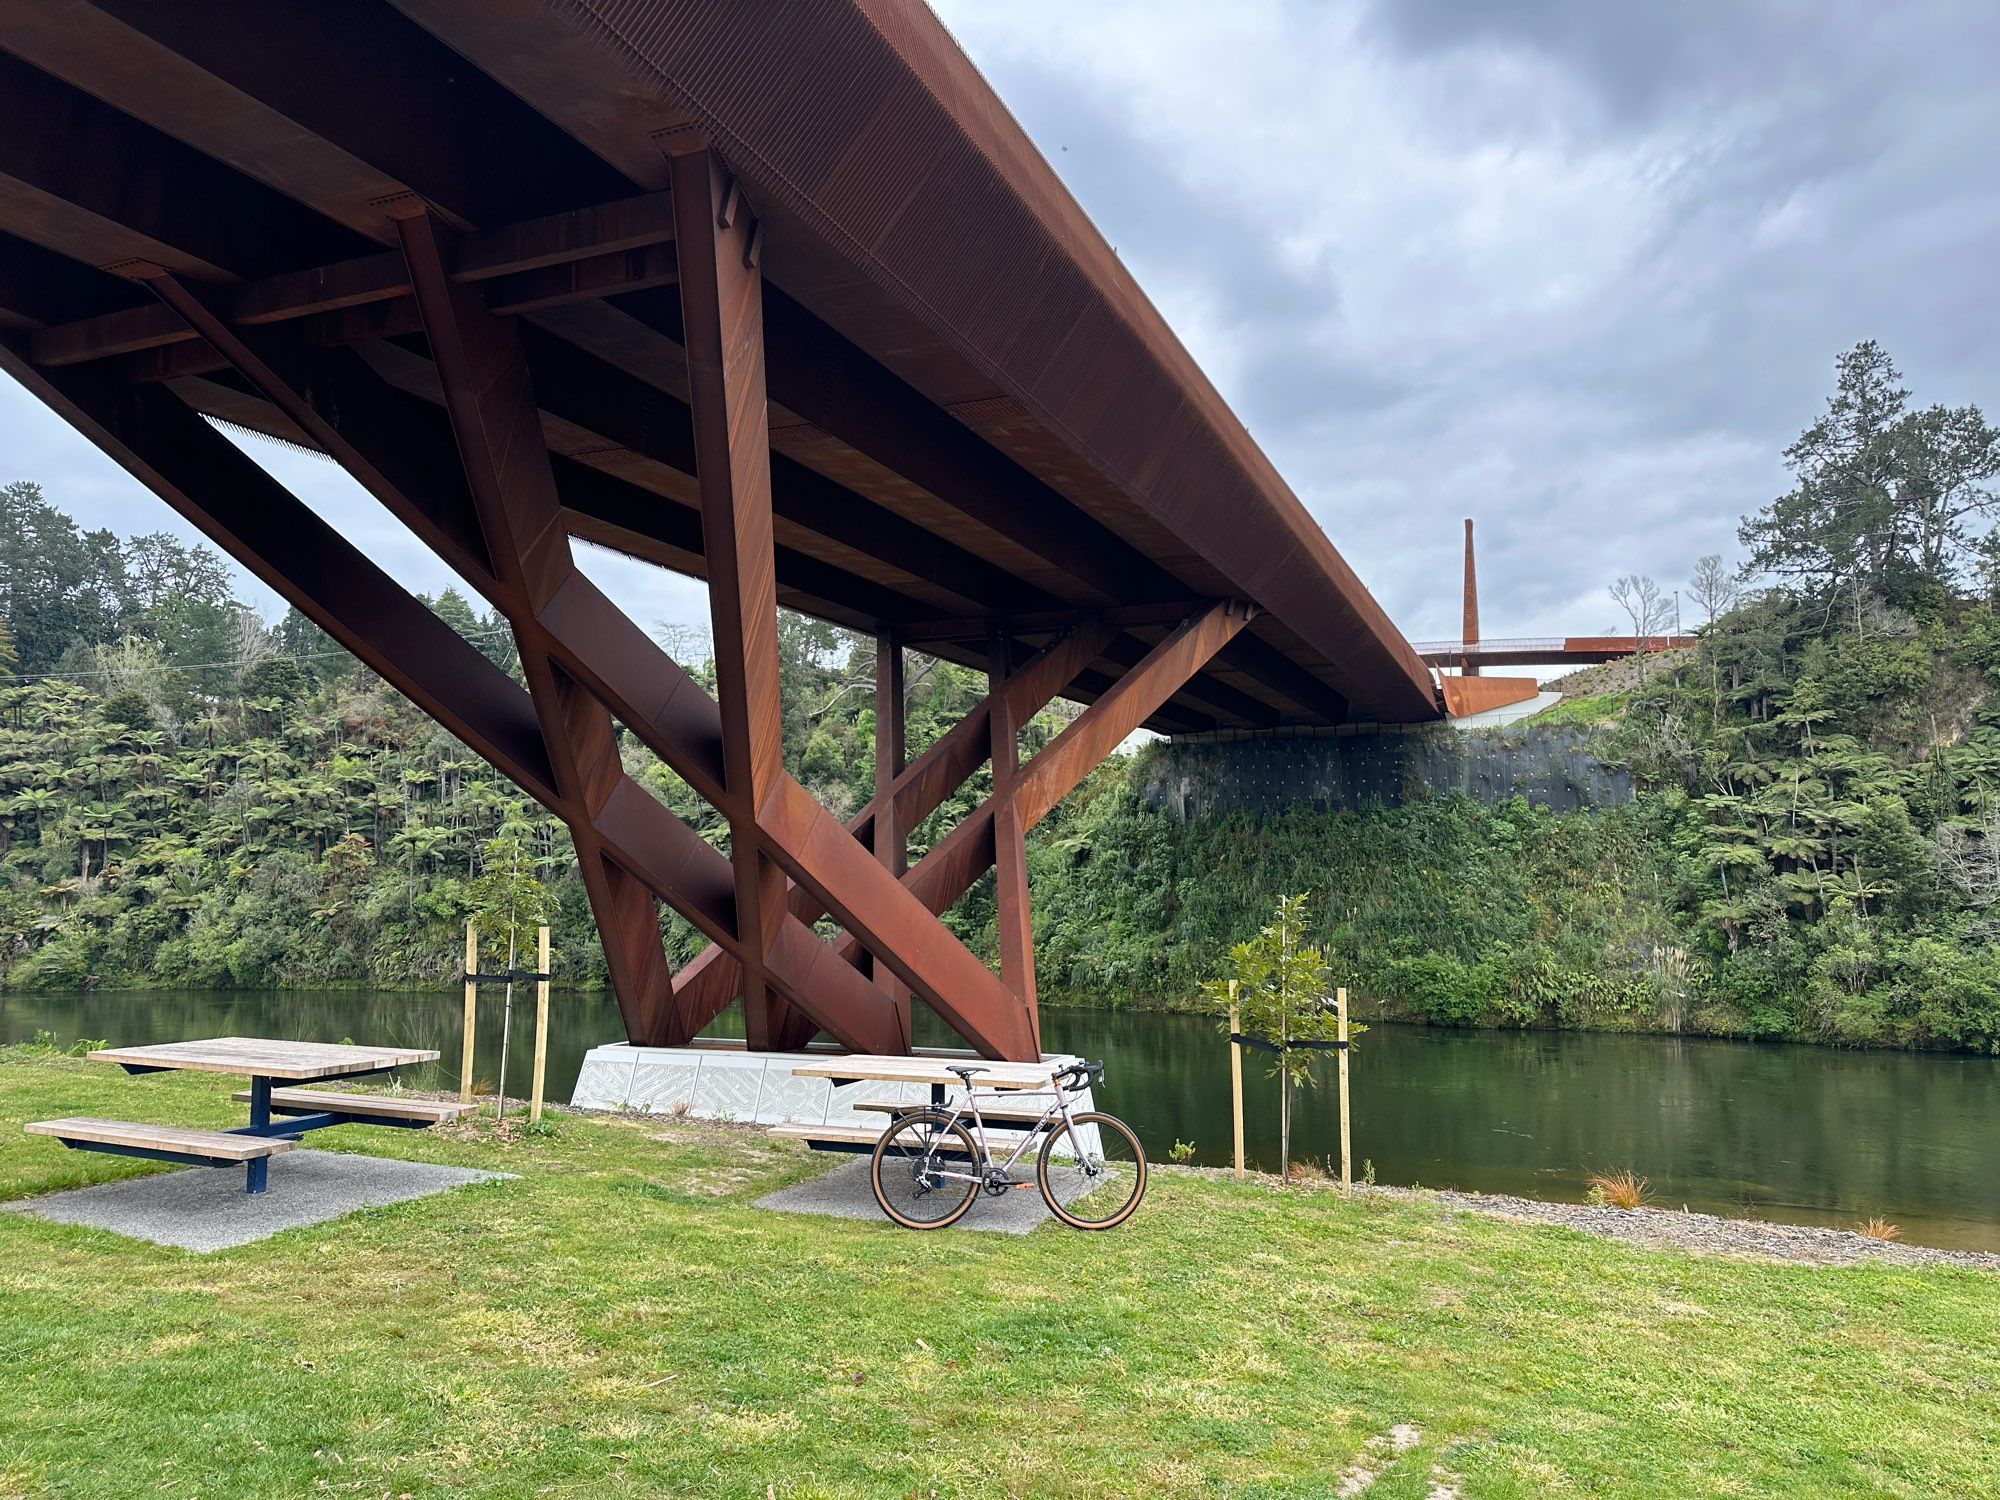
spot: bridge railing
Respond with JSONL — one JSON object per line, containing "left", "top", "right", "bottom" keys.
{"left": 1410, "top": 636, "right": 1568, "bottom": 655}
{"left": 1411, "top": 635, "right": 1693, "bottom": 656}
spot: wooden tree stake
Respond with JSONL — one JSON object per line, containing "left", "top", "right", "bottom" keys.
{"left": 530, "top": 925, "right": 552, "bottom": 1123}
{"left": 459, "top": 922, "right": 477, "bottom": 1104}
{"left": 1229, "top": 980, "right": 1245, "bottom": 1182}
{"left": 1337, "top": 985, "right": 1352, "bottom": 1190}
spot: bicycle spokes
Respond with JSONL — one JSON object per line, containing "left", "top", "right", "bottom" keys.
{"left": 1038, "top": 1113, "right": 1148, "bottom": 1229}
{"left": 870, "top": 1112, "right": 979, "bottom": 1230}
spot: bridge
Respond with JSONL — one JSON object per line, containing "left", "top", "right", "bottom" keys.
{"left": 1412, "top": 637, "right": 1697, "bottom": 670}
{"left": 0, "top": 1, "right": 1439, "bottom": 1063}
{"left": 1419, "top": 519, "right": 1694, "bottom": 715}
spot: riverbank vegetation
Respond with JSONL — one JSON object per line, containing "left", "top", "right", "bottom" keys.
{"left": 3, "top": 1043, "right": 1997, "bottom": 1497}
{"left": 5, "top": 343, "right": 2000, "bottom": 1052}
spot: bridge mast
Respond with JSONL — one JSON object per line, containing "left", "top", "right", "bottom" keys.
{"left": 1461, "top": 518, "right": 1481, "bottom": 677}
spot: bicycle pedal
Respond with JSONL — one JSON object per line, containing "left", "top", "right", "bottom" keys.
{"left": 1010, "top": 1180, "right": 1035, "bottom": 1190}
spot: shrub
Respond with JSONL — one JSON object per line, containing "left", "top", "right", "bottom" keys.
{"left": 1585, "top": 1170, "right": 1653, "bottom": 1210}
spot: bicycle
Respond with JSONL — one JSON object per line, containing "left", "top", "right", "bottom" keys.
{"left": 868, "top": 1060, "right": 1147, "bottom": 1231}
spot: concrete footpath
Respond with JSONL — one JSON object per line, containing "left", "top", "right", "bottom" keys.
{"left": 5, "top": 1150, "right": 509, "bottom": 1252}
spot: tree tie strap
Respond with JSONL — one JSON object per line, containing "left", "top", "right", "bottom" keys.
{"left": 460, "top": 968, "right": 551, "bottom": 984}
{"left": 1229, "top": 1033, "right": 1348, "bottom": 1053}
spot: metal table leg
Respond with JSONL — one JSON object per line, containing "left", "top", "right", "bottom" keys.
{"left": 245, "top": 1075, "right": 271, "bottom": 1194}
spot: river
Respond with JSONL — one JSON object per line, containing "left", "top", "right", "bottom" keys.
{"left": 5, "top": 987, "right": 1995, "bottom": 1251}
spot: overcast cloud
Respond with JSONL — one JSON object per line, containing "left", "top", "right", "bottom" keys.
{"left": 932, "top": 0, "right": 2000, "bottom": 641}
{"left": 6, "top": 2, "right": 1999, "bottom": 648}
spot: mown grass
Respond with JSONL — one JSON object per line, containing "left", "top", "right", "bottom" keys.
{"left": 1, "top": 1044, "right": 1997, "bottom": 1497}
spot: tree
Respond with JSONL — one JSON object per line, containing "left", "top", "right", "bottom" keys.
{"left": 1689, "top": 556, "right": 1742, "bottom": 726}
{"left": 0, "top": 481, "right": 127, "bottom": 672}
{"left": 226, "top": 606, "right": 277, "bottom": 686}
{"left": 273, "top": 605, "right": 353, "bottom": 686}
{"left": 241, "top": 655, "right": 309, "bottom": 707}
{"left": 424, "top": 588, "right": 517, "bottom": 675}
{"left": 1609, "top": 574, "right": 1668, "bottom": 684}
{"left": 1201, "top": 893, "right": 1344, "bottom": 1173}
{"left": 99, "top": 691, "right": 155, "bottom": 731}
{"left": 468, "top": 832, "right": 549, "bottom": 959}
{"left": 123, "top": 532, "right": 234, "bottom": 613}
{"left": 1688, "top": 555, "right": 1740, "bottom": 628}
{"left": 1740, "top": 342, "right": 2000, "bottom": 612}
{"left": 1742, "top": 342, "right": 1907, "bottom": 601}
{"left": 1897, "top": 400, "right": 2000, "bottom": 585}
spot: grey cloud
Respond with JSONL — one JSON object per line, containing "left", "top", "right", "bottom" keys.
{"left": 961, "top": 1, "right": 2000, "bottom": 644}
{"left": 997, "top": 71, "right": 1416, "bottom": 427}
{"left": 1359, "top": 1, "right": 1844, "bottom": 136}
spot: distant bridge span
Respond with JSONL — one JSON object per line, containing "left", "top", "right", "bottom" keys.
{"left": 1413, "top": 636, "right": 1696, "bottom": 670}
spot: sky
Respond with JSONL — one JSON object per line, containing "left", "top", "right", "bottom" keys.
{"left": 6, "top": 0, "right": 2000, "bottom": 648}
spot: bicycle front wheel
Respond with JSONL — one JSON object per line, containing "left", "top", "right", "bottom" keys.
{"left": 1038, "top": 1112, "right": 1147, "bottom": 1230}
{"left": 870, "top": 1111, "right": 980, "bottom": 1230}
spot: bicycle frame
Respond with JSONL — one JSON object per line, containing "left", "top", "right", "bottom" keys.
{"left": 913, "top": 1076, "right": 1096, "bottom": 1184}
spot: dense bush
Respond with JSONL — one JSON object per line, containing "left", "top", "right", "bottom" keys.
{"left": 1023, "top": 777, "right": 1692, "bottom": 1032}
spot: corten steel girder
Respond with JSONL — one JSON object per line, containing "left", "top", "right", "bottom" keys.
{"left": 0, "top": 144, "right": 1260, "bottom": 1061}
{"left": 668, "top": 599, "right": 1255, "bottom": 1054}
{"left": 666, "top": 616, "right": 1122, "bottom": 1049}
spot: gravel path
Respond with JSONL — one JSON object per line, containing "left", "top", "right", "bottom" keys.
{"left": 1367, "top": 1183, "right": 2000, "bottom": 1271}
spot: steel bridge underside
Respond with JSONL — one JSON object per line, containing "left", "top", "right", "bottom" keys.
{"left": 0, "top": 1, "right": 1438, "bottom": 1060}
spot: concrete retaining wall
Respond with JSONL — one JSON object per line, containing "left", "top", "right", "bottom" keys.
{"left": 1140, "top": 723, "right": 1630, "bottom": 821}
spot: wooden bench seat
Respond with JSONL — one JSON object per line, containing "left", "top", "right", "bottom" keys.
{"left": 768, "top": 1123, "right": 981, "bottom": 1155}
{"left": 769, "top": 1123, "right": 886, "bottom": 1149}
{"left": 26, "top": 1117, "right": 295, "bottom": 1162}
{"left": 851, "top": 1099, "right": 1051, "bottom": 1125}
{"left": 230, "top": 1088, "right": 474, "bottom": 1123}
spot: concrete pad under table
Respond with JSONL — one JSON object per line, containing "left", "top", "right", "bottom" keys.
{"left": 4, "top": 1149, "right": 510, "bottom": 1252}
{"left": 755, "top": 1155, "right": 1087, "bottom": 1235}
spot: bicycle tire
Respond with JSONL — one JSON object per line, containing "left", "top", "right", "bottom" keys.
{"left": 870, "top": 1110, "right": 980, "bottom": 1230}
{"left": 1037, "top": 1111, "right": 1147, "bottom": 1230}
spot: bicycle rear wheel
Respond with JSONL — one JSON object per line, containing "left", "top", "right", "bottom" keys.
{"left": 870, "top": 1111, "right": 980, "bottom": 1230}
{"left": 1038, "top": 1112, "right": 1147, "bottom": 1229}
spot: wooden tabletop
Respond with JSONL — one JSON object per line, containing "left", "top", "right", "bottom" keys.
{"left": 789, "top": 1054, "right": 1060, "bottom": 1091}
{"left": 89, "top": 1036, "right": 437, "bottom": 1081}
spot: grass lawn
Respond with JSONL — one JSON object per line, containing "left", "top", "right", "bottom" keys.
{"left": 1, "top": 1044, "right": 1996, "bottom": 1498}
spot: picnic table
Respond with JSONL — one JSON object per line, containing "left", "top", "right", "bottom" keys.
{"left": 774, "top": 1054, "right": 1066, "bottom": 1153}
{"left": 789, "top": 1054, "right": 1060, "bottom": 1098}
{"left": 27, "top": 1036, "right": 466, "bottom": 1195}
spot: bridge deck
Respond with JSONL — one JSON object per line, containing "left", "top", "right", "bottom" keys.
{"left": 0, "top": 0, "right": 1433, "bottom": 735}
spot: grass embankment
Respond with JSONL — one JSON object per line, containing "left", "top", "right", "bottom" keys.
{"left": 2, "top": 1046, "right": 1996, "bottom": 1498}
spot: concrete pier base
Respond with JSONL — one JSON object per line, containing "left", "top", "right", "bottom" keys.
{"left": 570, "top": 1041, "right": 1096, "bottom": 1128}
